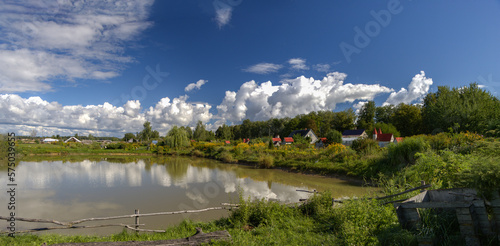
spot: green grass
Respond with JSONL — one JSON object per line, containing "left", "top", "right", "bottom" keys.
{"left": 0, "top": 192, "right": 417, "bottom": 246}
{"left": 3, "top": 134, "right": 499, "bottom": 245}
{"left": 16, "top": 143, "right": 153, "bottom": 155}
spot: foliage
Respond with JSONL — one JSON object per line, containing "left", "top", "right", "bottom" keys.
{"left": 422, "top": 83, "right": 500, "bottom": 134}
{"left": 392, "top": 103, "right": 423, "bottom": 137}
{"left": 258, "top": 154, "right": 274, "bottom": 168}
{"left": 387, "top": 136, "right": 429, "bottom": 166}
{"left": 165, "top": 126, "right": 189, "bottom": 149}
{"left": 215, "top": 124, "right": 233, "bottom": 140}
{"left": 122, "top": 133, "right": 135, "bottom": 142}
{"left": 351, "top": 137, "right": 378, "bottom": 153}
{"left": 375, "top": 104, "right": 396, "bottom": 124}
{"left": 324, "top": 129, "right": 342, "bottom": 145}
{"left": 219, "top": 150, "right": 237, "bottom": 163}
{"left": 357, "top": 101, "right": 376, "bottom": 130}
{"left": 370, "top": 122, "right": 401, "bottom": 138}
{"left": 324, "top": 143, "right": 347, "bottom": 156}
{"left": 193, "top": 121, "right": 213, "bottom": 141}
{"left": 139, "top": 121, "right": 153, "bottom": 141}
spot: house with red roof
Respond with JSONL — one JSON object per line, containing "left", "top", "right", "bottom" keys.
{"left": 394, "top": 137, "right": 404, "bottom": 144}
{"left": 283, "top": 137, "right": 294, "bottom": 145}
{"left": 373, "top": 128, "right": 394, "bottom": 147}
{"left": 272, "top": 137, "right": 282, "bottom": 146}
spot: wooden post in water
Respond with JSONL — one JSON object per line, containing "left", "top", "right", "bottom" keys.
{"left": 135, "top": 209, "right": 139, "bottom": 232}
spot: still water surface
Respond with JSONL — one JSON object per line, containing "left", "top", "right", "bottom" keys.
{"left": 0, "top": 156, "right": 378, "bottom": 235}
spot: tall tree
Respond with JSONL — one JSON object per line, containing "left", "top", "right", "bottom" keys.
{"left": 216, "top": 124, "right": 233, "bottom": 140}
{"left": 375, "top": 105, "right": 395, "bottom": 124}
{"left": 356, "top": 101, "right": 376, "bottom": 130}
{"left": 370, "top": 122, "right": 401, "bottom": 138}
{"left": 333, "top": 109, "right": 356, "bottom": 132}
{"left": 392, "top": 103, "right": 423, "bottom": 137}
{"left": 422, "top": 83, "right": 500, "bottom": 134}
{"left": 165, "top": 126, "right": 189, "bottom": 149}
{"left": 193, "top": 121, "right": 208, "bottom": 141}
{"left": 123, "top": 133, "right": 135, "bottom": 141}
{"left": 180, "top": 126, "right": 193, "bottom": 139}
{"left": 140, "top": 121, "right": 152, "bottom": 141}
{"left": 151, "top": 130, "right": 160, "bottom": 139}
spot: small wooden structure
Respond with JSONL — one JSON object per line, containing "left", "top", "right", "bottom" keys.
{"left": 394, "top": 188, "right": 500, "bottom": 246}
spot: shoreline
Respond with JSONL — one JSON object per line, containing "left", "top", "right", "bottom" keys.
{"left": 20, "top": 151, "right": 371, "bottom": 186}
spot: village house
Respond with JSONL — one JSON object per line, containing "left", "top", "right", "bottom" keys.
{"left": 42, "top": 138, "right": 59, "bottom": 143}
{"left": 315, "top": 137, "right": 328, "bottom": 148}
{"left": 341, "top": 129, "right": 367, "bottom": 146}
{"left": 288, "top": 128, "right": 318, "bottom": 144}
{"left": 283, "top": 137, "right": 294, "bottom": 145}
{"left": 394, "top": 137, "right": 404, "bottom": 144}
{"left": 373, "top": 128, "right": 394, "bottom": 147}
{"left": 272, "top": 136, "right": 282, "bottom": 146}
{"left": 64, "top": 137, "right": 81, "bottom": 143}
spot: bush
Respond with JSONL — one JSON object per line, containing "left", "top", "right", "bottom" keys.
{"left": 351, "top": 138, "right": 378, "bottom": 153}
{"left": 331, "top": 199, "right": 403, "bottom": 245}
{"left": 324, "top": 130, "right": 342, "bottom": 145}
{"left": 219, "top": 151, "right": 236, "bottom": 163}
{"left": 387, "top": 136, "right": 429, "bottom": 166}
{"left": 191, "top": 149, "right": 204, "bottom": 157}
{"left": 258, "top": 155, "right": 274, "bottom": 168}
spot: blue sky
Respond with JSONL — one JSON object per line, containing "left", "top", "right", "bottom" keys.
{"left": 1, "top": 0, "right": 499, "bottom": 137}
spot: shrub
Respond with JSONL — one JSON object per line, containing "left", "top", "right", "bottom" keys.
{"left": 351, "top": 138, "right": 378, "bottom": 153}
{"left": 324, "top": 143, "right": 346, "bottom": 156}
{"left": 233, "top": 143, "right": 250, "bottom": 155}
{"left": 331, "top": 199, "right": 402, "bottom": 245}
{"left": 324, "top": 130, "right": 342, "bottom": 145}
{"left": 219, "top": 151, "right": 236, "bottom": 163}
{"left": 387, "top": 136, "right": 430, "bottom": 166}
{"left": 258, "top": 155, "right": 274, "bottom": 168}
{"left": 191, "top": 149, "right": 204, "bottom": 157}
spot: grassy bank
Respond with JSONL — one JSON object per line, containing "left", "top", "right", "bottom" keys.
{"left": 1, "top": 192, "right": 416, "bottom": 246}
{"left": 3, "top": 133, "right": 500, "bottom": 245}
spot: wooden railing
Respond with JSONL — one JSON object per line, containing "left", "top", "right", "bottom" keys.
{"left": 0, "top": 206, "right": 235, "bottom": 234}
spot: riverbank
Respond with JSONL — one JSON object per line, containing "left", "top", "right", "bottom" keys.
{"left": 4, "top": 133, "right": 500, "bottom": 245}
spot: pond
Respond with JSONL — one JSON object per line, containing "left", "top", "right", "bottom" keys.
{"left": 0, "top": 156, "right": 379, "bottom": 235}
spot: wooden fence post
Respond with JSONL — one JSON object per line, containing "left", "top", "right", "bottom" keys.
{"left": 135, "top": 209, "right": 139, "bottom": 231}
{"left": 420, "top": 181, "right": 426, "bottom": 193}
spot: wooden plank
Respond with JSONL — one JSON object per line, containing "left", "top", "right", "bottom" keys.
{"left": 398, "top": 202, "right": 471, "bottom": 209}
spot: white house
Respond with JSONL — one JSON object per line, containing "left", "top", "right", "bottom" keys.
{"left": 64, "top": 137, "right": 81, "bottom": 143}
{"left": 43, "top": 138, "right": 59, "bottom": 143}
{"left": 288, "top": 129, "right": 318, "bottom": 144}
{"left": 341, "top": 129, "right": 367, "bottom": 146}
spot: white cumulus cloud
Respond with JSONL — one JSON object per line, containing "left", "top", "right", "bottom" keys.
{"left": 185, "top": 79, "right": 208, "bottom": 92}
{"left": 0, "top": 94, "right": 212, "bottom": 136}
{"left": 146, "top": 95, "right": 213, "bottom": 133}
{"left": 383, "top": 71, "right": 433, "bottom": 105}
{"left": 217, "top": 72, "right": 393, "bottom": 124}
{"left": 0, "top": 0, "right": 154, "bottom": 93}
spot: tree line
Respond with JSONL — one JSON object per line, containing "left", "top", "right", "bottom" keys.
{"left": 126, "top": 83, "right": 500, "bottom": 146}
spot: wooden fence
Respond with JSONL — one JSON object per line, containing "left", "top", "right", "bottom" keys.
{"left": 0, "top": 206, "right": 236, "bottom": 234}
